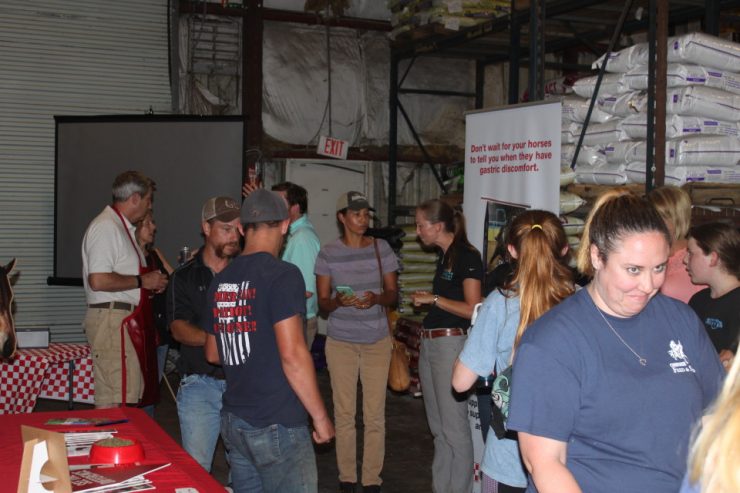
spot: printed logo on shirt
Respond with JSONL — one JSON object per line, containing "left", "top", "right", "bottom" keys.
{"left": 667, "top": 339, "right": 696, "bottom": 374}
{"left": 704, "top": 317, "right": 723, "bottom": 330}
{"left": 212, "top": 280, "right": 258, "bottom": 366}
{"left": 441, "top": 270, "right": 453, "bottom": 281}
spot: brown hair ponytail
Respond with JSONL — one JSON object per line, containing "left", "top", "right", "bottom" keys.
{"left": 504, "top": 210, "right": 574, "bottom": 358}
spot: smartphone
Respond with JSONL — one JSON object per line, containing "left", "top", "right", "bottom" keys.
{"left": 335, "top": 285, "right": 355, "bottom": 297}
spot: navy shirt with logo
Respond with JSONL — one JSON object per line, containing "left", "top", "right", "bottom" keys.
{"left": 203, "top": 252, "right": 307, "bottom": 428}
{"left": 423, "top": 244, "right": 483, "bottom": 330}
{"left": 689, "top": 286, "right": 740, "bottom": 354}
{"left": 508, "top": 288, "right": 724, "bottom": 493}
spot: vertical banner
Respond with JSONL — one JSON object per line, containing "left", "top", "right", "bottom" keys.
{"left": 463, "top": 102, "right": 562, "bottom": 257}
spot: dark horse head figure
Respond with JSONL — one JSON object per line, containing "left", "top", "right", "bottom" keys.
{"left": 0, "top": 258, "right": 17, "bottom": 361}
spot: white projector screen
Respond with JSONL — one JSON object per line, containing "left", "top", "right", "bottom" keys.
{"left": 53, "top": 115, "right": 244, "bottom": 283}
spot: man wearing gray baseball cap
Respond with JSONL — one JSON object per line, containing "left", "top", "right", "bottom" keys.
{"left": 204, "top": 189, "right": 335, "bottom": 493}
{"left": 166, "top": 195, "right": 241, "bottom": 475}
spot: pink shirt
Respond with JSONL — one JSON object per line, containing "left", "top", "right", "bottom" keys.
{"left": 660, "top": 247, "right": 705, "bottom": 303}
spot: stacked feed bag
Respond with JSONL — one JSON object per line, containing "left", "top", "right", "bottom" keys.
{"left": 590, "top": 32, "right": 740, "bottom": 186}
{"left": 388, "top": 0, "right": 510, "bottom": 39}
{"left": 393, "top": 223, "right": 438, "bottom": 395}
{"left": 558, "top": 74, "right": 636, "bottom": 186}
{"left": 396, "top": 224, "right": 437, "bottom": 316}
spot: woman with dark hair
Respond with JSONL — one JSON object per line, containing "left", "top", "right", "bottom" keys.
{"left": 315, "top": 191, "right": 399, "bottom": 493}
{"left": 411, "top": 199, "right": 483, "bottom": 493}
{"left": 135, "top": 212, "right": 174, "bottom": 377}
{"left": 685, "top": 222, "right": 740, "bottom": 370}
{"left": 451, "top": 210, "right": 574, "bottom": 493}
{"left": 507, "top": 188, "right": 725, "bottom": 493}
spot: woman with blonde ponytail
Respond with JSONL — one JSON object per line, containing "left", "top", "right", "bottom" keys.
{"left": 452, "top": 209, "right": 574, "bottom": 493}
{"left": 681, "top": 346, "right": 740, "bottom": 493}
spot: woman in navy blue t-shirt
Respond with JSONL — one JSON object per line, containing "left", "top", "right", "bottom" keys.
{"left": 508, "top": 189, "right": 725, "bottom": 493}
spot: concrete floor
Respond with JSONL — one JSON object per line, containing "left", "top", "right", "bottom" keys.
{"left": 36, "top": 368, "right": 434, "bottom": 493}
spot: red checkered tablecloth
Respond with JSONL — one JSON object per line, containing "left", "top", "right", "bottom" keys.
{"left": 0, "top": 343, "right": 94, "bottom": 414}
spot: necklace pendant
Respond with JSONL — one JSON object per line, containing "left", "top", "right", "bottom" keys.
{"left": 639, "top": 358, "right": 647, "bottom": 366}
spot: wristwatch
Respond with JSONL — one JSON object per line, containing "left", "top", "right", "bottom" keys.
{"left": 432, "top": 294, "right": 439, "bottom": 306}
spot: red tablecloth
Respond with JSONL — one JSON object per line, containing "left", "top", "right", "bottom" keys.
{"left": 0, "top": 407, "right": 225, "bottom": 492}
{"left": 0, "top": 343, "right": 95, "bottom": 414}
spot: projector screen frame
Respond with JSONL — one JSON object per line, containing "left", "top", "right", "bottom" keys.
{"left": 50, "top": 114, "right": 245, "bottom": 286}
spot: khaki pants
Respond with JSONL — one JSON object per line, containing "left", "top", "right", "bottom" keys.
{"left": 84, "top": 307, "right": 143, "bottom": 406}
{"left": 326, "top": 336, "right": 392, "bottom": 486}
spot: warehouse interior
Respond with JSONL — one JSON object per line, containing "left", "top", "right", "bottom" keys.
{"left": 2, "top": 1, "right": 740, "bottom": 492}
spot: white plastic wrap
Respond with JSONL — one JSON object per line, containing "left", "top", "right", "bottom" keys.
{"left": 623, "top": 63, "right": 740, "bottom": 95}
{"left": 668, "top": 32, "right": 740, "bottom": 72}
{"left": 619, "top": 114, "right": 739, "bottom": 140}
{"left": 603, "top": 140, "right": 643, "bottom": 164}
{"left": 561, "top": 143, "right": 607, "bottom": 167}
{"left": 561, "top": 96, "right": 614, "bottom": 123}
{"left": 666, "top": 86, "right": 740, "bottom": 122}
{"left": 597, "top": 91, "right": 647, "bottom": 117}
{"left": 575, "top": 162, "right": 629, "bottom": 185}
{"left": 626, "top": 162, "right": 740, "bottom": 185}
{"left": 572, "top": 73, "right": 626, "bottom": 98}
{"left": 592, "top": 43, "right": 649, "bottom": 73}
{"left": 666, "top": 135, "right": 740, "bottom": 167}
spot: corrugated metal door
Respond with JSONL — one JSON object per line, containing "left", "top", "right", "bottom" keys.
{"left": 0, "top": 1, "right": 173, "bottom": 342}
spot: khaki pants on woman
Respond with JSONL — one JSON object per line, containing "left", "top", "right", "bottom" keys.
{"left": 326, "top": 336, "right": 392, "bottom": 487}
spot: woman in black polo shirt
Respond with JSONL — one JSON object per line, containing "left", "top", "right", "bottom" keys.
{"left": 411, "top": 199, "right": 483, "bottom": 493}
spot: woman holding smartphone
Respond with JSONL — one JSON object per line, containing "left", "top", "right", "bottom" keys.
{"left": 315, "top": 191, "right": 399, "bottom": 493}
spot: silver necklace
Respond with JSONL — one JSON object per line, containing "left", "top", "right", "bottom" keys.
{"left": 592, "top": 296, "right": 647, "bottom": 366}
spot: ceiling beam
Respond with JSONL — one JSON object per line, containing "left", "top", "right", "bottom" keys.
{"left": 179, "top": 1, "right": 391, "bottom": 31}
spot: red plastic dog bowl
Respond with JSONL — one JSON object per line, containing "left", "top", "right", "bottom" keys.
{"left": 89, "top": 437, "right": 145, "bottom": 464}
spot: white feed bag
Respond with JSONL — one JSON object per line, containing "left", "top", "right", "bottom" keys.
{"left": 603, "top": 140, "right": 643, "bottom": 164}
{"left": 666, "top": 135, "right": 740, "bottom": 167}
{"left": 572, "top": 74, "right": 626, "bottom": 98}
{"left": 559, "top": 190, "right": 586, "bottom": 214}
{"left": 560, "top": 166, "right": 577, "bottom": 187}
{"left": 575, "top": 162, "right": 629, "bottom": 185}
{"left": 561, "top": 96, "right": 614, "bottom": 123}
{"left": 597, "top": 91, "right": 647, "bottom": 117}
{"left": 562, "top": 121, "right": 583, "bottom": 144}
{"left": 560, "top": 144, "right": 606, "bottom": 167}
{"left": 623, "top": 63, "right": 740, "bottom": 95}
{"left": 592, "top": 42, "right": 649, "bottom": 73}
{"left": 560, "top": 215, "right": 585, "bottom": 236}
{"left": 581, "top": 120, "right": 626, "bottom": 146}
{"left": 626, "top": 161, "right": 740, "bottom": 185}
{"left": 567, "top": 235, "right": 581, "bottom": 252}
{"left": 666, "top": 86, "right": 740, "bottom": 122}
{"left": 619, "top": 114, "right": 739, "bottom": 140}
{"left": 668, "top": 32, "right": 740, "bottom": 72}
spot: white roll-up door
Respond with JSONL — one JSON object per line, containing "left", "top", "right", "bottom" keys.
{"left": 0, "top": 1, "right": 173, "bottom": 342}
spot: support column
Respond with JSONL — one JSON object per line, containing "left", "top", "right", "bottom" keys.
{"left": 243, "top": 0, "right": 263, "bottom": 183}
{"left": 389, "top": 55, "right": 399, "bottom": 226}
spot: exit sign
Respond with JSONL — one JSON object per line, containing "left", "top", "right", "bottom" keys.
{"left": 317, "top": 135, "right": 349, "bottom": 160}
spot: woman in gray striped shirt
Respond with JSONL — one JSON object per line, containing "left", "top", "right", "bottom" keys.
{"left": 315, "top": 191, "right": 399, "bottom": 493}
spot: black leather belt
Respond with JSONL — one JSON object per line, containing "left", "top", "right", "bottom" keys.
{"left": 88, "top": 301, "right": 135, "bottom": 311}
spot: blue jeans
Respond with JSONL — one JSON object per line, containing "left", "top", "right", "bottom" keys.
{"left": 220, "top": 411, "right": 317, "bottom": 493}
{"left": 176, "top": 373, "right": 227, "bottom": 472}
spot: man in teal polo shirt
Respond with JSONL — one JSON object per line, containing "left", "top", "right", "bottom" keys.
{"left": 268, "top": 182, "right": 321, "bottom": 348}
